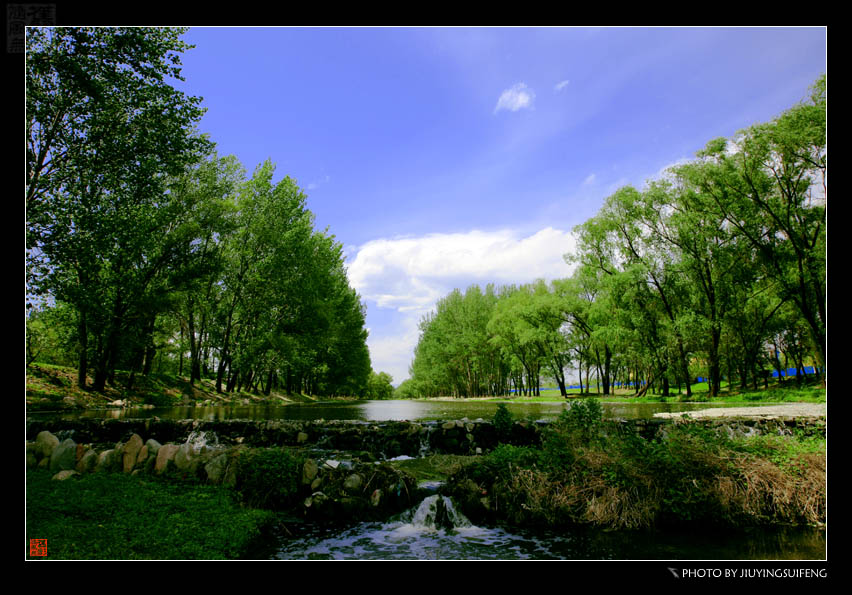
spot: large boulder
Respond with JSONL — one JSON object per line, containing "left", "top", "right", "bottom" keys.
{"left": 76, "top": 449, "right": 98, "bottom": 474}
{"left": 49, "top": 438, "right": 77, "bottom": 472}
{"left": 96, "top": 449, "right": 120, "bottom": 473}
{"left": 35, "top": 431, "right": 60, "bottom": 460}
{"left": 204, "top": 453, "right": 228, "bottom": 484}
{"left": 122, "top": 434, "right": 144, "bottom": 473}
{"left": 145, "top": 439, "right": 162, "bottom": 457}
{"left": 174, "top": 443, "right": 196, "bottom": 472}
{"left": 155, "top": 444, "right": 179, "bottom": 474}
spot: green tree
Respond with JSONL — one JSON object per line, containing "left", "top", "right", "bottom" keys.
{"left": 366, "top": 371, "right": 395, "bottom": 400}
{"left": 26, "top": 27, "right": 211, "bottom": 391}
{"left": 677, "top": 76, "right": 826, "bottom": 373}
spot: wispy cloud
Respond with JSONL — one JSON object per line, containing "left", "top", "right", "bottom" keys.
{"left": 583, "top": 173, "right": 597, "bottom": 185}
{"left": 494, "top": 82, "right": 536, "bottom": 113}
{"left": 554, "top": 79, "right": 570, "bottom": 92}
{"left": 306, "top": 174, "right": 331, "bottom": 191}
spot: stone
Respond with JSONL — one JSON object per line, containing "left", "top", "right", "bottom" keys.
{"left": 302, "top": 459, "right": 319, "bottom": 485}
{"left": 136, "top": 445, "right": 148, "bottom": 466}
{"left": 145, "top": 439, "right": 162, "bottom": 457}
{"left": 343, "top": 473, "right": 363, "bottom": 494}
{"left": 370, "top": 488, "right": 382, "bottom": 507}
{"left": 297, "top": 431, "right": 309, "bottom": 444}
{"left": 96, "top": 449, "right": 118, "bottom": 473}
{"left": 35, "top": 431, "right": 60, "bottom": 460}
{"left": 304, "top": 491, "right": 328, "bottom": 510}
{"left": 155, "top": 444, "right": 179, "bottom": 474}
{"left": 123, "top": 434, "right": 144, "bottom": 473}
{"left": 76, "top": 449, "right": 98, "bottom": 474}
{"left": 204, "top": 453, "right": 228, "bottom": 484}
{"left": 52, "top": 470, "right": 78, "bottom": 481}
{"left": 49, "top": 438, "right": 77, "bottom": 472}
{"left": 174, "top": 443, "right": 194, "bottom": 471}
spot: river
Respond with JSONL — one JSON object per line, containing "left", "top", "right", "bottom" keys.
{"left": 27, "top": 399, "right": 827, "bottom": 561}
{"left": 26, "top": 398, "right": 794, "bottom": 423}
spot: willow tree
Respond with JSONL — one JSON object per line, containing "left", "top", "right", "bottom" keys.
{"left": 677, "top": 76, "right": 826, "bottom": 374}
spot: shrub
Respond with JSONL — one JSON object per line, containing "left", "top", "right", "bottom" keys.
{"left": 492, "top": 403, "right": 514, "bottom": 442}
{"left": 236, "top": 447, "right": 304, "bottom": 510}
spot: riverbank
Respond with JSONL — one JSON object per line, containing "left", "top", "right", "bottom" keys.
{"left": 654, "top": 403, "right": 827, "bottom": 419}
{"left": 26, "top": 397, "right": 826, "bottom": 559}
{"left": 443, "top": 400, "right": 826, "bottom": 532}
{"left": 27, "top": 363, "right": 826, "bottom": 414}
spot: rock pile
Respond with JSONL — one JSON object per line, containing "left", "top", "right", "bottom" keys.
{"left": 26, "top": 430, "right": 419, "bottom": 523}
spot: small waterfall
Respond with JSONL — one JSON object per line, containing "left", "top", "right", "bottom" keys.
{"left": 400, "top": 495, "right": 472, "bottom": 531}
{"left": 418, "top": 425, "right": 434, "bottom": 457}
{"left": 184, "top": 430, "right": 219, "bottom": 454}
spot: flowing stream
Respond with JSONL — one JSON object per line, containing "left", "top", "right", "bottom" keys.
{"left": 255, "top": 492, "right": 826, "bottom": 561}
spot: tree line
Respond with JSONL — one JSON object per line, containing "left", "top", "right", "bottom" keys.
{"left": 26, "top": 27, "right": 377, "bottom": 397}
{"left": 404, "top": 76, "right": 826, "bottom": 399}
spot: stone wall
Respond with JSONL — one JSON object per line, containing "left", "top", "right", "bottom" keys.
{"left": 25, "top": 417, "right": 544, "bottom": 459}
{"left": 26, "top": 414, "right": 825, "bottom": 460}
{"left": 26, "top": 428, "right": 422, "bottom": 523}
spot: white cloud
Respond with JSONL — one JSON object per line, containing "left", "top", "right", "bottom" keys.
{"left": 554, "top": 79, "right": 570, "bottom": 92}
{"left": 347, "top": 227, "right": 578, "bottom": 383}
{"left": 494, "top": 83, "right": 536, "bottom": 113}
{"left": 583, "top": 173, "right": 597, "bottom": 185}
{"left": 306, "top": 174, "right": 331, "bottom": 191}
{"left": 348, "top": 227, "right": 577, "bottom": 304}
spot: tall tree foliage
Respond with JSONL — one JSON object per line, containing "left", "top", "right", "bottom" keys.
{"left": 26, "top": 28, "right": 373, "bottom": 397}
{"left": 675, "top": 75, "right": 826, "bottom": 369}
{"left": 406, "top": 77, "right": 826, "bottom": 397}
{"left": 26, "top": 27, "right": 211, "bottom": 390}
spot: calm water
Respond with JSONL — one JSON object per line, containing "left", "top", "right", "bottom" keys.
{"left": 27, "top": 399, "right": 780, "bottom": 423}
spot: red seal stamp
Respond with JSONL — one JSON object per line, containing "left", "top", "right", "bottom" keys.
{"left": 29, "top": 539, "right": 47, "bottom": 557}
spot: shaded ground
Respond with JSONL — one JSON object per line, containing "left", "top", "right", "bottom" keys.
{"left": 25, "top": 362, "right": 320, "bottom": 411}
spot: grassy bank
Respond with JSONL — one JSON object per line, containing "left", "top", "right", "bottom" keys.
{"left": 25, "top": 470, "right": 275, "bottom": 560}
{"left": 25, "top": 362, "right": 321, "bottom": 411}
{"left": 445, "top": 400, "right": 826, "bottom": 531}
{"left": 475, "top": 380, "right": 826, "bottom": 404}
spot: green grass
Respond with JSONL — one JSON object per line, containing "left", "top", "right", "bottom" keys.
{"left": 388, "top": 454, "right": 475, "bottom": 483}
{"left": 470, "top": 379, "right": 825, "bottom": 404}
{"left": 26, "top": 470, "right": 274, "bottom": 560}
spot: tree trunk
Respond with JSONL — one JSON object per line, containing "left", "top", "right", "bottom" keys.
{"left": 77, "top": 314, "right": 88, "bottom": 389}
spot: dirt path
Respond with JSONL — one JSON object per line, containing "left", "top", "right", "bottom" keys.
{"left": 654, "top": 402, "right": 826, "bottom": 419}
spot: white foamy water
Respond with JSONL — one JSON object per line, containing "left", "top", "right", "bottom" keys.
{"left": 272, "top": 496, "right": 561, "bottom": 560}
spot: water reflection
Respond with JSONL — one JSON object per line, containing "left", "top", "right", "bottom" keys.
{"left": 27, "top": 399, "right": 779, "bottom": 423}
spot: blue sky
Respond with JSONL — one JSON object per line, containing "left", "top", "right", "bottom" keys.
{"left": 174, "top": 26, "right": 826, "bottom": 385}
